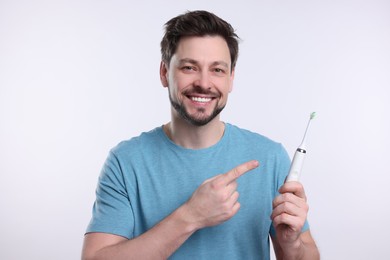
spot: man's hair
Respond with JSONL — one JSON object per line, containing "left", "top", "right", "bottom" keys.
{"left": 160, "top": 10, "right": 240, "bottom": 71}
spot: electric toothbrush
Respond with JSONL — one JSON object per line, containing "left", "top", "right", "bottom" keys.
{"left": 285, "top": 112, "right": 316, "bottom": 182}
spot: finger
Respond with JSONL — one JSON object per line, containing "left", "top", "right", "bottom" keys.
{"left": 272, "top": 213, "right": 305, "bottom": 232}
{"left": 230, "top": 200, "right": 241, "bottom": 217}
{"left": 226, "top": 191, "right": 240, "bottom": 208}
{"left": 221, "top": 192, "right": 241, "bottom": 220}
{"left": 272, "top": 193, "right": 307, "bottom": 210}
{"left": 203, "top": 174, "right": 223, "bottom": 184}
{"left": 226, "top": 180, "right": 238, "bottom": 196}
{"left": 222, "top": 160, "right": 259, "bottom": 185}
{"left": 273, "top": 193, "right": 291, "bottom": 209}
{"left": 278, "top": 182, "right": 307, "bottom": 200}
{"left": 271, "top": 201, "right": 301, "bottom": 220}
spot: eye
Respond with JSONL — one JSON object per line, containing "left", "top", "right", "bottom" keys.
{"left": 182, "top": 66, "right": 196, "bottom": 71}
{"left": 213, "top": 68, "right": 226, "bottom": 74}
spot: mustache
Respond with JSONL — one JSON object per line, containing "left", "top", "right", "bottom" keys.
{"left": 182, "top": 87, "right": 221, "bottom": 97}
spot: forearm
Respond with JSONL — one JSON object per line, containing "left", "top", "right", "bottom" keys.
{"left": 279, "top": 237, "right": 320, "bottom": 260}
{"left": 84, "top": 205, "right": 198, "bottom": 260}
{"left": 297, "top": 241, "right": 320, "bottom": 260}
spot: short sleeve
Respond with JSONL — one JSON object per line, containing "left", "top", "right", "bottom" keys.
{"left": 86, "top": 151, "right": 135, "bottom": 239}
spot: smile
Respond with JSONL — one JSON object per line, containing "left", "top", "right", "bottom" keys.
{"left": 190, "top": 96, "right": 212, "bottom": 103}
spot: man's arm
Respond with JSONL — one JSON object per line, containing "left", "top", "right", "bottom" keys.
{"left": 271, "top": 182, "right": 320, "bottom": 260}
{"left": 82, "top": 204, "right": 197, "bottom": 260}
{"left": 82, "top": 160, "right": 259, "bottom": 260}
{"left": 271, "top": 230, "right": 319, "bottom": 260}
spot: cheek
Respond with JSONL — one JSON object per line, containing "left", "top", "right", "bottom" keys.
{"left": 229, "top": 82, "right": 233, "bottom": 93}
{"left": 221, "top": 79, "right": 233, "bottom": 95}
{"left": 227, "top": 78, "right": 234, "bottom": 93}
{"left": 168, "top": 83, "right": 183, "bottom": 101}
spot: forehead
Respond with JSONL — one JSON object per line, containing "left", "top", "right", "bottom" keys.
{"left": 172, "top": 35, "right": 231, "bottom": 66}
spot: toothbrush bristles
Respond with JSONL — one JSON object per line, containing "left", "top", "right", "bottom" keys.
{"left": 301, "top": 112, "right": 316, "bottom": 146}
{"left": 310, "top": 112, "right": 316, "bottom": 120}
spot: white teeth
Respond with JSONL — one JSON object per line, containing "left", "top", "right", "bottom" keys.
{"left": 191, "top": 97, "right": 212, "bottom": 102}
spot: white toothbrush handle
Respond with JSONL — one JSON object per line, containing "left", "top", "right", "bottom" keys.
{"left": 286, "top": 148, "right": 306, "bottom": 182}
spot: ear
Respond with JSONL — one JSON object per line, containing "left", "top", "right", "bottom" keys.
{"left": 228, "top": 69, "right": 235, "bottom": 93}
{"left": 160, "top": 61, "right": 169, "bottom": 88}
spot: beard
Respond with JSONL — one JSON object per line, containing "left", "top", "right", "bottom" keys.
{"left": 169, "top": 90, "right": 225, "bottom": 127}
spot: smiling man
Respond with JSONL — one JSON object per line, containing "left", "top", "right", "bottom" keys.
{"left": 161, "top": 35, "right": 233, "bottom": 149}
{"left": 82, "top": 10, "right": 319, "bottom": 260}
{"left": 164, "top": 36, "right": 232, "bottom": 128}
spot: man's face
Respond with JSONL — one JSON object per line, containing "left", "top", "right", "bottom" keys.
{"left": 160, "top": 36, "right": 234, "bottom": 126}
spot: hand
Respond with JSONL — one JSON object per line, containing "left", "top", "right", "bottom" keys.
{"left": 184, "top": 160, "right": 259, "bottom": 229}
{"left": 271, "top": 182, "right": 309, "bottom": 248}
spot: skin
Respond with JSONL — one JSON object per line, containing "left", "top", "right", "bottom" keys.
{"left": 271, "top": 182, "right": 320, "bottom": 259}
{"left": 160, "top": 36, "right": 234, "bottom": 149}
{"left": 82, "top": 36, "right": 319, "bottom": 260}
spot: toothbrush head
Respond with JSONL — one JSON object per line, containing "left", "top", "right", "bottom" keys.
{"left": 310, "top": 112, "right": 316, "bottom": 120}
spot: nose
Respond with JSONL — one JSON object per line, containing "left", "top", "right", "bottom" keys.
{"left": 194, "top": 70, "right": 212, "bottom": 90}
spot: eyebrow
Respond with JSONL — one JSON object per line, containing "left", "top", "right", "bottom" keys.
{"left": 178, "top": 58, "right": 229, "bottom": 69}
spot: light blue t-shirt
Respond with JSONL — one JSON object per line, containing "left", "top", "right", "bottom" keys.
{"left": 86, "top": 123, "right": 309, "bottom": 259}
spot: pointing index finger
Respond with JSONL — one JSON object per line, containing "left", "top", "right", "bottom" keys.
{"left": 223, "top": 160, "right": 259, "bottom": 185}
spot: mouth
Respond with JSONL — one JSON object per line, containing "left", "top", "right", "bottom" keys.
{"left": 189, "top": 96, "right": 213, "bottom": 103}
{"left": 185, "top": 90, "right": 219, "bottom": 104}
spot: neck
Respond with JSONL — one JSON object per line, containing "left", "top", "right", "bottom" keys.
{"left": 163, "top": 118, "right": 225, "bottom": 150}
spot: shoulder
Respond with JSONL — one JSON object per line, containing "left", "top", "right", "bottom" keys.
{"left": 226, "top": 123, "right": 286, "bottom": 154}
{"left": 110, "top": 126, "right": 164, "bottom": 158}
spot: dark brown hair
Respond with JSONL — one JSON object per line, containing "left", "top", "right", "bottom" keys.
{"left": 160, "top": 10, "right": 240, "bottom": 71}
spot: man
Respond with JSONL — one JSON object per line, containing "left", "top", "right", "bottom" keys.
{"left": 82, "top": 10, "right": 320, "bottom": 260}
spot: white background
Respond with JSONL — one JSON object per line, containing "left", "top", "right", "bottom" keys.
{"left": 1, "top": 1, "right": 389, "bottom": 259}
